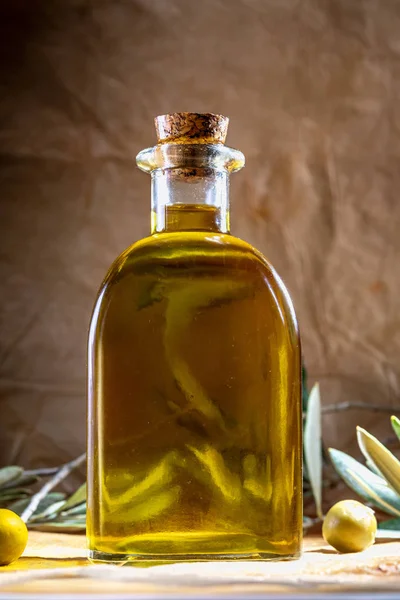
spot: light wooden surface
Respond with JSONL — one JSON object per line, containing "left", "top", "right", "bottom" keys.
{"left": 0, "top": 532, "right": 399, "bottom": 597}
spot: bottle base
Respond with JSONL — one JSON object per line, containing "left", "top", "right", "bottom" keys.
{"left": 88, "top": 549, "right": 301, "bottom": 565}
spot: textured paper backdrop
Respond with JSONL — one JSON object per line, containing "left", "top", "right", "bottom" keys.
{"left": 1, "top": 0, "right": 400, "bottom": 488}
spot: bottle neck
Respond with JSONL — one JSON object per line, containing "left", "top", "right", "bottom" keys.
{"left": 151, "top": 168, "right": 230, "bottom": 234}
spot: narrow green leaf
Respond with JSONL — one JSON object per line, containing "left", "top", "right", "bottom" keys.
{"left": 303, "top": 462, "right": 310, "bottom": 483}
{"left": 0, "top": 492, "right": 30, "bottom": 507}
{"left": 28, "top": 521, "right": 85, "bottom": 533}
{"left": 0, "top": 473, "right": 40, "bottom": 490}
{"left": 302, "top": 364, "right": 309, "bottom": 410}
{"left": 29, "top": 500, "right": 66, "bottom": 522}
{"left": 0, "top": 493, "right": 27, "bottom": 502}
{"left": 0, "top": 487, "right": 31, "bottom": 498}
{"left": 304, "top": 383, "right": 322, "bottom": 518}
{"left": 0, "top": 467, "right": 23, "bottom": 488}
{"left": 329, "top": 448, "right": 400, "bottom": 517}
{"left": 6, "top": 498, "right": 31, "bottom": 516}
{"left": 61, "top": 483, "right": 86, "bottom": 511}
{"left": 59, "top": 513, "right": 86, "bottom": 522}
{"left": 391, "top": 416, "right": 400, "bottom": 442}
{"left": 378, "top": 518, "right": 400, "bottom": 530}
{"left": 357, "top": 426, "right": 400, "bottom": 496}
{"left": 0, "top": 498, "right": 21, "bottom": 506}
{"left": 8, "top": 493, "right": 66, "bottom": 518}
{"left": 61, "top": 502, "right": 86, "bottom": 516}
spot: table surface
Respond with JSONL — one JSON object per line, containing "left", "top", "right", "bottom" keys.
{"left": 0, "top": 532, "right": 399, "bottom": 598}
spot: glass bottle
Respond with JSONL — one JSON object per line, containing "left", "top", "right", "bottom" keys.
{"left": 87, "top": 113, "right": 302, "bottom": 563}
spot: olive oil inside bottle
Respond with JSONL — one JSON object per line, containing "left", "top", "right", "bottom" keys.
{"left": 87, "top": 204, "right": 302, "bottom": 562}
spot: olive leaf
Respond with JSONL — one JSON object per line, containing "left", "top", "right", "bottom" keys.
{"left": 357, "top": 426, "right": 400, "bottom": 496}
{"left": 28, "top": 521, "right": 85, "bottom": 533}
{"left": 391, "top": 416, "right": 400, "bottom": 442}
{"left": 8, "top": 493, "right": 66, "bottom": 518}
{"left": 0, "top": 472, "right": 39, "bottom": 491}
{"left": 29, "top": 499, "right": 66, "bottom": 522}
{"left": 0, "top": 488, "right": 31, "bottom": 500}
{"left": 0, "top": 496, "right": 22, "bottom": 505}
{"left": 302, "top": 363, "right": 309, "bottom": 410}
{"left": 60, "top": 483, "right": 86, "bottom": 511}
{"left": 0, "top": 466, "right": 23, "bottom": 488}
{"left": 304, "top": 383, "right": 322, "bottom": 518}
{"left": 378, "top": 517, "right": 400, "bottom": 530}
{"left": 329, "top": 448, "right": 400, "bottom": 517}
{"left": 58, "top": 514, "right": 86, "bottom": 523}
{"left": 376, "top": 518, "right": 400, "bottom": 540}
{"left": 61, "top": 502, "right": 86, "bottom": 516}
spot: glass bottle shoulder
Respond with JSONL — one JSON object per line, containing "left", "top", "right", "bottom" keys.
{"left": 100, "top": 232, "right": 274, "bottom": 288}
{"left": 95, "top": 231, "right": 299, "bottom": 339}
{"left": 106, "top": 231, "right": 273, "bottom": 273}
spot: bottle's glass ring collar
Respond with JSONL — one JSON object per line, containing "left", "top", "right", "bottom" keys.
{"left": 136, "top": 143, "right": 245, "bottom": 174}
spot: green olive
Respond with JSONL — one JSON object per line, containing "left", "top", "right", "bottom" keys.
{"left": 322, "top": 500, "right": 377, "bottom": 553}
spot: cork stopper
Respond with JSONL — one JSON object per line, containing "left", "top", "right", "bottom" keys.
{"left": 155, "top": 112, "right": 229, "bottom": 144}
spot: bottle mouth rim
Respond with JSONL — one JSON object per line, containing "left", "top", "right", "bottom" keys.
{"left": 136, "top": 143, "right": 245, "bottom": 174}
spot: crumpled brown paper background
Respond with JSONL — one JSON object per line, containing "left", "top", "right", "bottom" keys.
{"left": 1, "top": 0, "right": 400, "bottom": 490}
